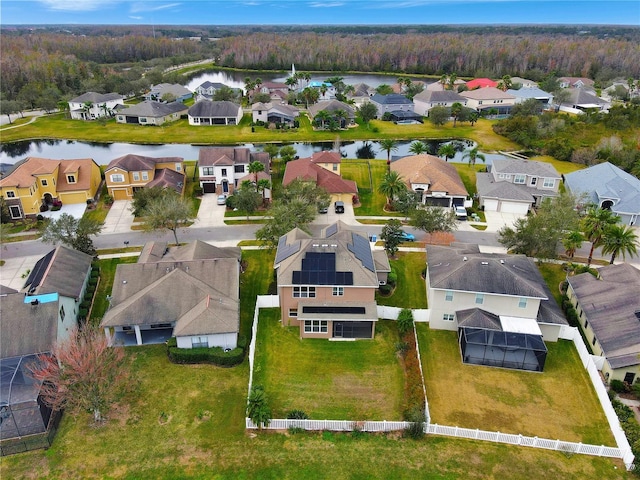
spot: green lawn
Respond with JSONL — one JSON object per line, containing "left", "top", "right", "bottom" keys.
{"left": 344, "top": 159, "right": 390, "bottom": 215}
{"left": 376, "top": 252, "right": 427, "bottom": 308}
{"left": 253, "top": 309, "right": 405, "bottom": 420}
{"left": 239, "top": 249, "right": 275, "bottom": 340}
{"left": 417, "top": 326, "right": 615, "bottom": 445}
{"left": 537, "top": 262, "right": 567, "bottom": 305}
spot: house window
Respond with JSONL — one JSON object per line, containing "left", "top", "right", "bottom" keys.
{"left": 59, "top": 305, "right": 65, "bottom": 321}
{"left": 141, "top": 171, "right": 149, "bottom": 181}
{"left": 445, "top": 290, "right": 454, "bottom": 302}
{"left": 475, "top": 293, "right": 484, "bottom": 305}
{"left": 175, "top": 163, "right": 182, "bottom": 172}
{"left": 41, "top": 179, "right": 48, "bottom": 186}
{"left": 332, "top": 164, "right": 338, "bottom": 171}
{"left": 9, "top": 205, "right": 21, "bottom": 219}
{"left": 584, "top": 319, "right": 589, "bottom": 329}
{"left": 67, "top": 175, "right": 76, "bottom": 184}
{"left": 221, "top": 168, "right": 227, "bottom": 177}
{"left": 289, "top": 309, "right": 298, "bottom": 317}
{"left": 332, "top": 287, "right": 344, "bottom": 296}
{"left": 443, "top": 314, "right": 455, "bottom": 322}
{"left": 6, "top": 191, "right": 16, "bottom": 198}
{"left": 202, "top": 167, "right": 214, "bottom": 176}
{"left": 514, "top": 174, "right": 526, "bottom": 184}
{"left": 234, "top": 165, "right": 244, "bottom": 173}
{"left": 518, "top": 297, "right": 527, "bottom": 309}
{"left": 118, "top": 116, "right": 124, "bottom": 121}
{"left": 110, "top": 174, "right": 125, "bottom": 183}
{"left": 498, "top": 174, "right": 505, "bottom": 179}
{"left": 592, "top": 336, "right": 597, "bottom": 347}
{"left": 293, "top": 286, "right": 316, "bottom": 298}
{"left": 478, "top": 101, "right": 483, "bottom": 105}
{"left": 133, "top": 172, "right": 140, "bottom": 181}
{"left": 543, "top": 178, "right": 555, "bottom": 188}
{"left": 304, "top": 320, "right": 328, "bottom": 333}
{"left": 530, "top": 177, "right": 537, "bottom": 186}
{"left": 192, "top": 337, "right": 208, "bottom": 349}
{"left": 140, "top": 117, "right": 147, "bottom": 123}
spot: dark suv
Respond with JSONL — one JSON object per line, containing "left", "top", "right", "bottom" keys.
{"left": 334, "top": 201, "right": 345, "bottom": 213}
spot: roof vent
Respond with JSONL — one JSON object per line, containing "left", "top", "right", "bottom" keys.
{"left": 122, "top": 280, "right": 127, "bottom": 284}
{"left": 500, "top": 259, "right": 505, "bottom": 264}
{"left": 463, "top": 257, "right": 468, "bottom": 261}
{"left": 481, "top": 262, "right": 489, "bottom": 265}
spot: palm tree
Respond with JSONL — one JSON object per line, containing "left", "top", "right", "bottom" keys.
{"left": 440, "top": 74, "right": 448, "bottom": 90}
{"left": 333, "top": 109, "right": 347, "bottom": 128}
{"left": 469, "top": 111, "right": 480, "bottom": 126}
{"left": 437, "top": 143, "right": 456, "bottom": 162}
{"left": 314, "top": 110, "right": 330, "bottom": 129}
{"left": 462, "top": 147, "right": 486, "bottom": 166}
{"left": 82, "top": 101, "right": 93, "bottom": 120}
{"left": 379, "top": 170, "right": 406, "bottom": 207}
{"left": 99, "top": 103, "right": 109, "bottom": 118}
{"left": 450, "top": 102, "right": 463, "bottom": 127}
{"left": 582, "top": 206, "right": 620, "bottom": 267}
{"left": 601, "top": 224, "right": 638, "bottom": 264}
{"left": 285, "top": 76, "right": 297, "bottom": 90}
{"left": 408, "top": 141, "right": 428, "bottom": 155}
{"left": 497, "top": 75, "right": 513, "bottom": 92}
{"left": 248, "top": 161, "right": 265, "bottom": 192}
{"left": 447, "top": 73, "right": 458, "bottom": 91}
{"left": 562, "top": 230, "right": 584, "bottom": 258}
{"left": 379, "top": 139, "right": 398, "bottom": 171}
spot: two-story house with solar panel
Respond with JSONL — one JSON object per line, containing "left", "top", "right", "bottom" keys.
{"left": 274, "top": 221, "right": 390, "bottom": 339}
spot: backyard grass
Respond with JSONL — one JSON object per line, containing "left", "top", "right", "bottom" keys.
{"left": 417, "top": 325, "right": 615, "bottom": 446}
{"left": 343, "top": 159, "right": 389, "bottom": 216}
{"left": 239, "top": 249, "right": 275, "bottom": 340}
{"left": 376, "top": 252, "right": 427, "bottom": 309}
{"left": 253, "top": 309, "right": 405, "bottom": 420}
{"left": 537, "top": 262, "right": 567, "bottom": 305}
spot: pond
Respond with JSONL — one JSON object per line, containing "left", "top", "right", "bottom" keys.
{"left": 0, "top": 139, "right": 509, "bottom": 167}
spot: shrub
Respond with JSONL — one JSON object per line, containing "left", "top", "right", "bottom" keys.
{"left": 78, "top": 308, "right": 88, "bottom": 319}
{"left": 378, "top": 284, "right": 393, "bottom": 295}
{"left": 193, "top": 187, "right": 203, "bottom": 197}
{"left": 397, "top": 308, "right": 414, "bottom": 335}
{"left": 387, "top": 267, "right": 398, "bottom": 286}
{"left": 287, "top": 426, "right": 305, "bottom": 435}
{"left": 80, "top": 301, "right": 91, "bottom": 311}
{"left": 610, "top": 379, "right": 627, "bottom": 393}
{"left": 88, "top": 278, "right": 98, "bottom": 287}
{"left": 167, "top": 342, "right": 244, "bottom": 367}
{"left": 287, "top": 409, "right": 309, "bottom": 420}
{"left": 236, "top": 335, "right": 248, "bottom": 350}
{"left": 103, "top": 194, "right": 114, "bottom": 206}
{"left": 395, "top": 341, "right": 409, "bottom": 355}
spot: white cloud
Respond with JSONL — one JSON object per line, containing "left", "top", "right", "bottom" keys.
{"left": 308, "top": 2, "right": 345, "bottom": 7}
{"left": 129, "top": 2, "right": 182, "bottom": 13}
{"left": 38, "top": 0, "right": 118, "bottom": 11}
{"left": 129, "top": 15, "right": 143, "bottom": 19}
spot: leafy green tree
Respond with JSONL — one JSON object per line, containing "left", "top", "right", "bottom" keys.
{"left": 462, "top": 147, "right": 486, "bottom": 166}
{"left": 213, "top": 86, "right": 240, "bottom": 102}
{"left": 130, "top": 186, "right": 167, "bottom": 217}
{"left": 437, "top": 143, "right": 456, "bottom": 162}
{"left": 379, "top": 170, "right": 406, "bottom": 207}
{"left": 247, "top": 385, "right": 271, "bottom": 430}
{"left": 497, "top": 75, "right": 513, "bottom": 92}
{"left": 397, "top": 308, "right": 414, "bottom": 335}
{"left": 408, "top": 141, "right": 428, "bottom": 155}
{"left": 235, "top": 182, "right": 262, "bottom": 219}
{"left": 280, "top": 178, "right": 330, "bottom": 207}
{"left": 301, "top": 87, "right": 319, "bottom": 108}
{"left": 248, "top": 161, "right": 265, "bottom": 191}
{"left": 562, "top": 230, "right": 584, "bottom": 258}
{"left": 263, "top": 144, "right": 280, "bottom": 161}
{"left": 404, "top": 82, "right": 424, "bottom": 100}
{"left": 379, "top": 139, "right": 399, "bottom": 170}
{"left": 376, "top": 84, "right": 393, "bottom": 95}
{"left": 41, "top": 213, "right": 103, "bottom": 256}
{"left": 392, "top": 189, "right": 419, "bottom": 221}
{"left": 410, "top": 207, "right": 457, "bottom": 234}
{"left": 144, "top": 192, "right": 194, "bottom": 245}
{"left": 381, "top": 219, "right": 404, "bottom": 258}
{"left": 582, "top": 206, "right": 620, "bottom": 266}
{"left": 0, "top": 100, "right": 20, "bottom": 124}
{"left": 252, "top": 92, "right": 272, "bottom": 104}
{"left": 280, "top": 145, "right": 297, "bottom": 163}
{"left": 257, "top": 178, "right": 271, "bottom": 205}
{"left": 552, "top": 88, "right": 571, "bottom": 112}
{"left": 601, "top": 224, "right": 638, "bottom": 264}
{"left": 450, "top": 102, "right": 463, "bottom": 127}
{"left": 255, "top": 198, "right": 316, "bottom": 248}
{"left": 428, "top": 106, "right": 450, "bottom": 127}
{"left": 511, "top": 98, "right": 543, "bottom": 117}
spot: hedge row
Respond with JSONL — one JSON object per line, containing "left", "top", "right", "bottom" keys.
{"left": 167, "top": 337, "right": 245, "bottom": 367}
{"left": 560, "top": 294, "right": 580, "bottom": 327}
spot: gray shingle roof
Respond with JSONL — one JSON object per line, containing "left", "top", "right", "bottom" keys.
{"left": 568, "top": 264, "right": 640, "bottom": 368}
{"left": 476, "top": 172, "right": 536, "bottom": 202}
{"left": 506, "top": 87, "right": 553, "bottom": 100}
{"left": 564, "top": 162, "right": 640, "bottom": 216}
{"left": 413, "top": 90, "right": 466, "bottom": 103}
{"left": 198, "top": 147, "right": 269, "bottom": 168}
{"left": 119, "top": 101, "right": 187, "bottom": 118}
{"left": 307, "top": 100, "right": 355, "bottom": 119}
{"left": 188, "top": 100, "right": 241, "bottom": 117}
{"left": 370, "top": 93, "right": 413, "bottom": 105}
{"left": 491, "top": 158, "right": 561, "bottom": 178}
{"left": 106, "top": 154, "right": 183, "bottom": 172}
{"left": 69, "top": 92, "right": 123, "bottom": 103}
{"left": 457, "top": 308, "right": 502, "bottom": 330}
{"left": 23, "top": 246, "right": 92, "bottom": 299}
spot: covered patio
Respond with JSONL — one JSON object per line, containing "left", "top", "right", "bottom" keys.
{"left": 107, "top": 326, "right": 174, "bottom": 347}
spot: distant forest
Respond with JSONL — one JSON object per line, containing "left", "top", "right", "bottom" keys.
{"left": 1, "top": 24, "right": 639, "bottom": 104}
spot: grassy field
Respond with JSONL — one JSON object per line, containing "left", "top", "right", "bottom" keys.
{"left": 417, "top": 326, "right": 615, "bottom": 445}
{"left": 343, "top": 159, "right": 390, "bottom": 215}
{"left": 253, "top": 309, "right": 405, "bottom": 420}
{"left": 376, "top": 252, "right": 427, "bottom": 309}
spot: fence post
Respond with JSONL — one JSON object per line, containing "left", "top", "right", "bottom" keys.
{"left": 475, "top": 429, "right": 480, "bottom": 439}
{"left": 598, "top": 445, "right": 604, "bottom": 455}
{"left": 555, "top": 439, "right": 560, "bottom": 450}
{"left": 518, "top": 434, "right": 522, "bottom": 445}
{"left": 533, "top": 436, "right": 538, "bottom": 447}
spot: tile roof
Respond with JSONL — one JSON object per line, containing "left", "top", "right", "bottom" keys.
{"left": 23, "top": 246, "right": 92, "bottom": 299}
{"left": 391, "top": 154, "right": 468, "bottom": 196}
{"left": 466, "top": 78, "right": 499, "bottom": 89}
{"left": 188, "top": 100, "right": 241, "bottom": 117}
{"left": 310, "top": 151, "right": 341, "bottom": 164}
{"left": 460, "top": 87, "right": 516, "bottom": 101}
{"left": 0, "top": 157, "right": 97, "bottom": 191}
{"left": 568, "top": 263, "right": 640, "bottom": 368}
{"left": 118, "top": 100, "right": 188, "bottom": 118}
{"left": 69, "top": 92, "right": 123, "bottom": 103}
{"left": 146, "top": 168, "right": 185, "bottom": 194}
{"left": 198, "top": 147, "right": 269, "bottom": 167}
{"left": 106, "top": 154, "right": 183, "bottom": 172}
{"left": 282, "top": 158, "right": 357, "bottom": 194}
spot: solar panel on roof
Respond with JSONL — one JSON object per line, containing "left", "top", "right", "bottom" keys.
{"left": 325, "top": 223, "right": 338, "bottom": 238}
{"left": 292, "top": 252, "right": 353, "bottom": 285}
{"left": 347, "top": 233, "right": 375, "bottom": 272}
{"left": 275, "top": 236, "right": 301, "bottom": 264}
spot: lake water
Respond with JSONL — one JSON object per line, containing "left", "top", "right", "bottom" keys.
{"left": 0, "top": 139, "right": 507, "bottom": 166}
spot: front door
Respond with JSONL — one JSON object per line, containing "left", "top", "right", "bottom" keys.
{"left": 222, "top": 180, "right": 229, "bottom": 193}
{"left": 333, "top": 322, "right": 343, "bottom": 338}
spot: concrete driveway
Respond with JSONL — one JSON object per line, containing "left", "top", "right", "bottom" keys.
{"left": 0, "top": 255, "right": 43, "bottom": 290}
{"left": 194, "top": 194, "right": 227, "bottom": 228}
{"left": 103, "top": 201, "right": 134, "bottom": 234}
{"left": 312, "top": 202, "right": 358, "bottom": 227}
{"left": 482, "top": 211, "right": 525, "bottom": 232}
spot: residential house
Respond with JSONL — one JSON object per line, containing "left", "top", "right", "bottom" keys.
{"left": 465, "top": 78, "right": 498, "bottom": 90}
{"left": 22, "top": 245, "right": 93, "bottom": 335}
{"left": 188, "top": 100, "right": 243, "bottom": 126}
{"left": 476, "top": 158, "right": 561, "bottom": 214}
{"left": 252, "top": 102, "right": 300, "bottom": 125}
{"left": 558, "top": 77, "right": 595, "bottom": 89}
{"left": 307, "top": 81, "right": 336, "bottom": 101}
{"left": 101, "top": 241, "right": 241, "bottom": 349}
{"left": 564, "top": 162, "right": 640, "bottom": 226}
{"left": 0, "top": 157, "right": 101, "bottom": 219}
{"left": 509, "top": 77, "right": 538, "bottom": 89}
{"left": 369, "top": 93, "right": 414, "bottom": 119}
{"left": 558, "top": 89, "right": 610, "bottom": 114}
{"left": 347, "top": 83, "right": 375, "bottom": 105}
{"left": 307, "top": 100, "right": 355, "bottom": 128}
{"left": 115, "top": 101, "right": 187, "bottom": 126}
{"left": 413, "top": 90, "right": 468, "bottom": 116}
{"left": 275, "top": 221, "right": 390, "bottom": 339}
{"left": 197, "top": 147, "right": 270, "bottom": 195}
{"left": 391, "top": 154, "right": 470, "bottom": 208}
{"left": 194, "top": 81, "right": 231, "bottom": 100}
{"left": 256, "top": 81, "right": 289, "bottom": 98}
{"left": 283, "top": 154, "right": 357, "bottom": 205}
{"left": 426, "top": 79, "right": 467, "bottom": 92}
{"left": 104, "top": 154, "right": 185, "bottom": 201}
{"left": 459, "top": 87, "right": 516, "bottom": 114}
{"left": 145, "top": 83, "right": 192, "bottom": 103}
{"left": 567, "top": 264, "right": 640, "bottom": 384}
{"left": 506, "top": 87, "right": 554, "bottom": 107}
{"left": 426, "top": 244, "right": 567, "bottom": 371}
{"left": 68, "top": 92, "right": 124, "bottom": 120}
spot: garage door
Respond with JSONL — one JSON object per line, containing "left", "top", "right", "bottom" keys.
{"left": 483, "top": 199, "right": 499, "bottom": 211}
{"left": 203, "top": 182, "right": 216, "bottom": 194}
{"left": 500, "top": 201, "right": 530, "bottom": 215}
{"left": 112, "top": 189, "right": 129, "bottom": 201}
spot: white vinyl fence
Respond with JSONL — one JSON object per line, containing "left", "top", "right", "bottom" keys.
{"left": 377, "top": 306, "right": 430, "bottom": 322}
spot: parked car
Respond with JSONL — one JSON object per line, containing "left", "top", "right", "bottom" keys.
{"left": 454, "top": 206, "right": 467, "bottom": 220}
{"left": 217, "top": 194, "right": 227, "bottom": 205}
{"left": 334, "top": 201, "right": 345, "bottom": 213}
{"left": 399, "top": 230, "right": 415, "bottom": 242}
{"left": 318, "top": 203, "right": 328, "bottom": 214}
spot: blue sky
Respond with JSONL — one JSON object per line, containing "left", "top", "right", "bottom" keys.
{"left": 1, "top": 0, "right": 638, "bottom": 25}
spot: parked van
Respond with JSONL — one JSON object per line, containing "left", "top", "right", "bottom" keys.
{"left": 334, "top": 201, "right": 345, "bottom": 213}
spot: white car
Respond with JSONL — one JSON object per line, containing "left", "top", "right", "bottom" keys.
{"left": 454, "top": 206, "right": 467, "bottom": 220}
{"left": 217, "top": 195, "right": 227, "bottom": 205}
